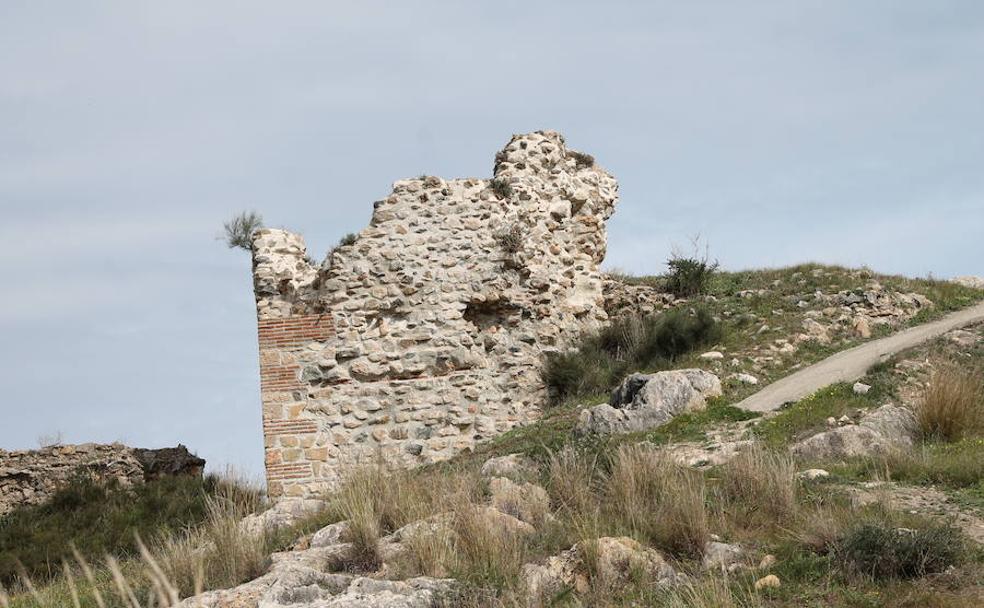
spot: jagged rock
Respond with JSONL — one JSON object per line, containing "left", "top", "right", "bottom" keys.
{"left": 791, "top": 405, "right": 915, "bottom": 460}
{"left": 480, "top": 453, "right": 537, "bottom": 481}
{"left": 488, "top": 477, "right": 550, "bottom": 526}
{"left": 132, "top": 445, "right": 205, "bottom": 480}
{"left": 522, "top": 537, "right": 681, "bottom": 601}
{"left": 311, "top": 521, "right": 352, "bottom": 548}
{"left": 853, "top": 382, "right": 871, "bottom": 395}
{"left": 576, "top": 370, "right": 721, "bottom": 435}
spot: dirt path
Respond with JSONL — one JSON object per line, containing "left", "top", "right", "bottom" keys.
{"left": 736, "top": 302, "right": 984, "bottom": 413}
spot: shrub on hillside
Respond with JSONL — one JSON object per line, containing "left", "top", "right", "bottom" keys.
{"left": 664, "top": 238, "right": 719, "bottom": 298}
{"left": 542, "top": 308, "right": 722, "bottom": 403}
{"left": 916, "top": 362, "right": 983, "bottom": 442}
{"left": 837, "top": 520, "right": 964, "bottom": 579}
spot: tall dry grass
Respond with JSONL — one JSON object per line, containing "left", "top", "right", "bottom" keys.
{"left": 719, "top": 443, "right": 797, "bottom": 522}
{"left": 916, "top": 363, "right": 983, "bottom": 442}
{"left": 605, "top": 445, "right": 709, "bottom": 558}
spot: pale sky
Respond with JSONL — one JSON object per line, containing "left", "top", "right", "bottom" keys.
{"left": 2, "top": 1, "right": 982, "bottom": 478}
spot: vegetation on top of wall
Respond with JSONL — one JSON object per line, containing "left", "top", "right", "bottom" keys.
{"left": 222, "top": 211, "right": 264, "bottom": 252}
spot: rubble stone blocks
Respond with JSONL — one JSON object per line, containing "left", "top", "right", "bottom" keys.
{"left": 251, "top": 131, "right": 619, "bottom": 499}
{"left": 0, "top": 443, "right": 205, "bottom": 516}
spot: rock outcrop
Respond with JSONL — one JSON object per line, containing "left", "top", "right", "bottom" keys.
{"left": 521, "top": 537, "right": 681, "bottom": 602}
{"left": 577, "top": 370, "right": 722, "bottom": 434}
{"left": 251, "top": 131, "right": 619, "bottom": 499}
{"left": 791, "top": 404, "right": 915, "bottom": 460}
{"left": 0, "top": 443, "right": 204, "bottom": 516}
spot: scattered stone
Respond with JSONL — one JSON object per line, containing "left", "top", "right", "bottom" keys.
{"left": 311, "top": 521, "right": 351, "bottom": 548}
{"left": 797, "top": 469, "right": 830, "bottom": 481}
{"left": 699, "top": 351, "right": 725, "bottom": 361}
{"left": 791, "top": 404, "right": 915, "bottom": 460}
{"left": 838, "top": 415, "right": 853, "bottom": 425}
{"left": 852, "top": 315, "right": 872, "bottom": 338}
{"left": 947, "top": 329, "right": 980, "bottom": 348}
{"left": 754, "top": 574, "right": 782, "bottom": 590}
{"left": 853, "top": 382, "right": 871, "bottom": 395}
{"left": 758, "top": 554, "right": 777, "bottom": 570}
{"left": 577, "top": 370, "right": 722, "bottom": 435}
{"left": 731, "top": 372, "right": 759, "bottom": 385}
{"left": 825, "top": 417, "right": 838, "bottom": 428}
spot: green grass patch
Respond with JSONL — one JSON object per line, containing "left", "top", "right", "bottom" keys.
{"left": 0, "top": 474, "right": 259, "bottom": 588}
{"left": 830, "top": 438, "right": 984, "bottom": 491}
{"left": 644, "top": 398, "right": 759, "bottom": 445}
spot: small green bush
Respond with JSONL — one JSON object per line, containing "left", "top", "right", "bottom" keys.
{"left": 837, "top": 520, "right": 964, "bottom": 579}
{"left": 542, "top": 308, "right": 721, "bottom": 403}
{"left": 490, "top": 178, "right": 513, "bottom": 199}
{"left": 222, "top": 211, "right": 263, "bottom": 251}
{"left": 665, "top": 255, "right": 719, "bottom": 298}
{"left": 338, "top": 233, "right": 358, "bottom": 247}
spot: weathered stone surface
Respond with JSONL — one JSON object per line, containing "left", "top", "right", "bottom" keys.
{"left": 791, "top": 404, "right": 915, "bottom": 460}
{"left": 176, "top": 541, "right": 456, "bottom": 608}
{"left": 577, "top": 370, "right": 721, "bottom": 435}
{"left": 522, "top": 537, "right": 680, "bottom": 601}
{"left": 252, "top": 131, "right": 620, "bottom": 499}
{"left": 132, "top": 445, "right": 206, "bottom": 480}
{"left": 0, "top": 443, "right": 204, "bottom": 516}
{"left": 702, "top": 541, "right": 744, "bottom": 572}
{"left": 480, "top": 453, "right": 537, "bottom": 481}
{"left": 489, "top": 476, "right": 550, "bottom": 526}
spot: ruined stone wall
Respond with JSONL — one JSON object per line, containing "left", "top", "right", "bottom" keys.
{"left": 0, "top": 443, "right": 205, "bottom": 515}
{"left": 252, "top": 131, "right": 618, "bottom": 499}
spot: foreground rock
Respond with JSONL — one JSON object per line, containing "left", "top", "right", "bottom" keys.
{"left": 176, "top": 543, "right": 456, "bottom": 608}
{"left": 791, "top": 404, "right": 915, "bottom": 460}
{"left": 522, "top": 537, "right": 681, "bottom": 602}
{"left": 0, "top": 443, "right": 204, "bottom": 516}
{"left": 577, "top": 370, "right": 722, "bottom": 434}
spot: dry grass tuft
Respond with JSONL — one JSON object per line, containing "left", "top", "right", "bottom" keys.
{"left": 719, "top": 443, "right": 797, "bottom": 522}
{"left": 605, "top": 445, "right": 709, "bottom": 558}
{"left": 916, "top": 362, "right": 983, "bottom": 442}
{"left": 664, "top": 576, "right": 761, "bottom": 608}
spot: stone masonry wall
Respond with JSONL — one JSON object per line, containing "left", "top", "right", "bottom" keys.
{"left": 252, "top": 131, "right": 619, "bottom": 499}
{"left": 0, "top": 443, "right": 205, "bottom": 516}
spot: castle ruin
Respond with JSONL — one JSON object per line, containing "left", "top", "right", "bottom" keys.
{"left": 251, "top": 131, "right": 619, "bottom": 499}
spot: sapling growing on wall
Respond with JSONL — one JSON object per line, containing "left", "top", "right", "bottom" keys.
{"left": 223, "top": 211, "right": 264, "bottom": 252}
